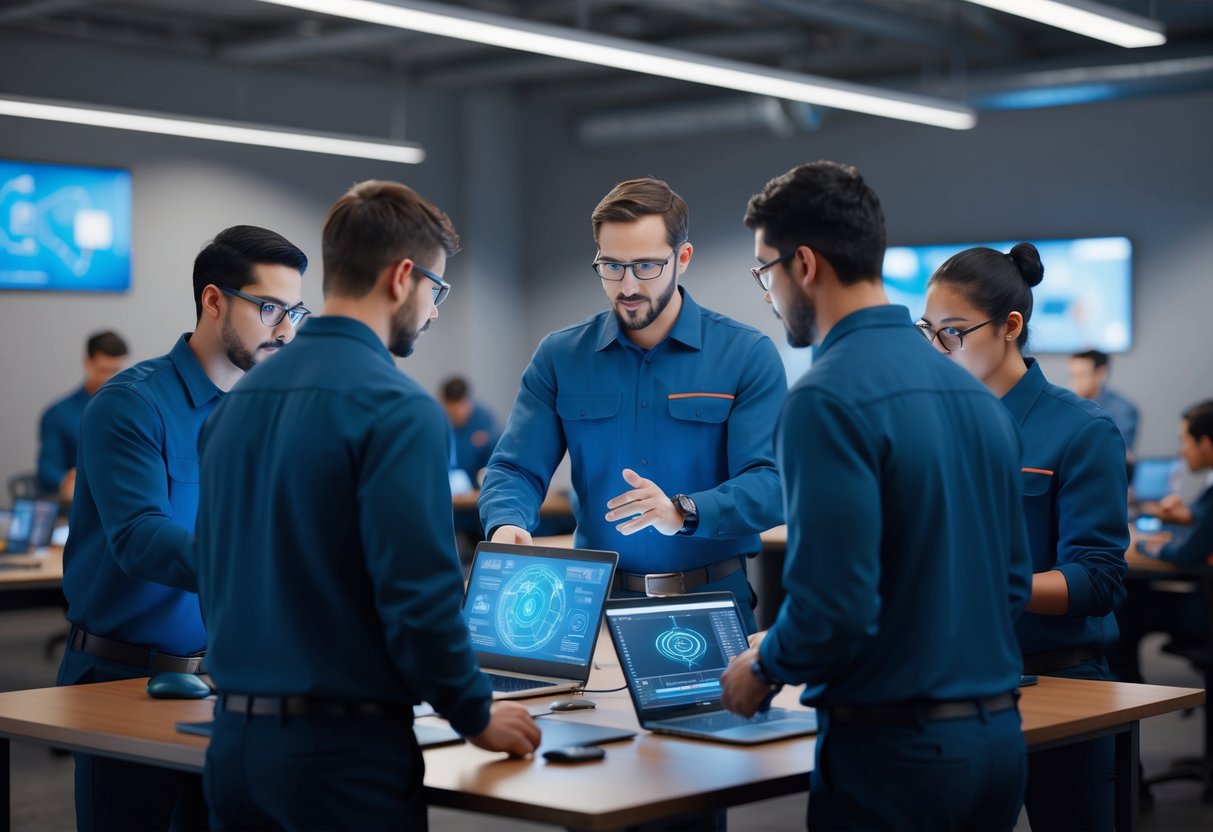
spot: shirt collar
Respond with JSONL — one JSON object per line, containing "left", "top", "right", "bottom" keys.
{"left": 595, "top": 286, "right": 703, "bottom": 352}
{"left": 814, "top": 304, "right": 913, "bottom": 358}
{"left": 169, "top": 334, "right": 223, "bottom": 409}
{"left": 1000, "top": 357, "right": 1047, "bottom": 425}
{"left": 297, "top": 315, "right": 394, "bottom": 365}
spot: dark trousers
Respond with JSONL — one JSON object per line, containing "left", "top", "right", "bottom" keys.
{"left": 1024, "top": 657, "right": 1115, "bottom": 831}
{"left": 1109, "top": 582, "right": 1205, "bottom": 684}
{"left": 205, "top": 706, "right": 426, "bottom": 831}
{"left": 56, "top": 643, "right": 207, "bottom": 832}
{"left": 808, "top": 706, "right": 1026, "bottom": 831}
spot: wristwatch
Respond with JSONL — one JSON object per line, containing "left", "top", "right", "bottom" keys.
{"left": 751, "top": 654, "right": 782, "bottom": 688}
{"left": 671, "top": 493, "right": 698, "bottom": 535}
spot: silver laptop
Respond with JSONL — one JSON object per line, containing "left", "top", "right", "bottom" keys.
{"left": 462, "top": 542, "right": 617, "bottom": 700}
{"left": 606, "top": 592, "right": 817, "bottom": 744}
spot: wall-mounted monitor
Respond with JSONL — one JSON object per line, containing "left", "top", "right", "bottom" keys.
{"left": 882, "top": 236, "right": 1132, "bottom": 353}
{"left": 0, "top": 158, "right": 132, "bottom": 292}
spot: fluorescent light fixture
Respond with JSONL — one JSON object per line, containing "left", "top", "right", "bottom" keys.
{"left": 959, "top": 0, "right": 1165, "bottom": 48}
{"left": 253, "top": 0, "right": 976, "bottom": 130}
{"left": 0, "top": 95, "right": 425, "bottom": 163}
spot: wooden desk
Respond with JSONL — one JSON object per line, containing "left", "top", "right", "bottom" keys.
{"left": 0, "top": 670, "right": 1201, "bottom": 830}
{"left": 452, "top": 491, "right": 574, "bottom": 518}
{"left": 0, "top": 547, "right": 62, "bottom": 590}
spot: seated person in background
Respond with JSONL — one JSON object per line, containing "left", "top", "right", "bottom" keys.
{"left": 37, "top": 330, "right": 129, "bottom": 502}
{"left": 1070, "top": 349, "right": 1139, "bottom": 456}
{"left": 1110, "top": 399, "right": 1213, "bottom": 684}
{"left": 441, "top": 375, "right": 501, "bottom": 487}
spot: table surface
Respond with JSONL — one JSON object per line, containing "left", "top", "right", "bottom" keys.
{"left": 0, "top": 546, "right": 62, "bottom": 589}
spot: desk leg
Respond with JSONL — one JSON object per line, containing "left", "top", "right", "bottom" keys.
{"left": 1, "top": 737, "right": 9, "bottom": 832}
{"left": 1115, "top": 722, "right": 1139, "bottom": 832}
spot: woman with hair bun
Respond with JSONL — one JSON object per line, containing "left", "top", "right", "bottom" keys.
{"left": 921, "top": 242, "right": 1128, "bottom": 831}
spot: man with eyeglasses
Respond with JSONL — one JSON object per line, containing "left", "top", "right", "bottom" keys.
{"left": 193, "top": 181, "right": 538, "bottom": 829}
{"left": 57, "top": 225, "right": 308, "bottom": 832}
{"left": 719, "top": 162, "right": 1032, "bottom": 830}
{"left": 480, "top": 177, "right": 785, "bottom": 632}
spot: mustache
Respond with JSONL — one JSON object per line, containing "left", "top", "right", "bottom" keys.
{"left": 615, "top": 295, "right": 648, "bottom": 303}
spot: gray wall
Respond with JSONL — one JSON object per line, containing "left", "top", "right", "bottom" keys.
{"left": 516, "top": 90, "right": 1213, "bottom": 459}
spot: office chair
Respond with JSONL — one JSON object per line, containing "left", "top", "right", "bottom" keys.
{"left": 7, "top": 471, "right": 39, "bottom": 502}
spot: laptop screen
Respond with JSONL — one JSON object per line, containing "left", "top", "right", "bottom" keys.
{"left": 606, "top": 595, "right": 749, "bottom": 716}
{"left": 463, "top": 544, "right": 616, "bottom": 677}
{"left": 1132, "top": 457, "right": 1183, "bottom": 503}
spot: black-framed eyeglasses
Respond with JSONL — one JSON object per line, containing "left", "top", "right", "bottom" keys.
{"left": 592, "top": 245, "right": 682, "bottom": 281}
{"left": 751, "top": 251, "right": 796, "bottom": 292}
{"left": 220, "top": 287, "right": 311, "bottom": 327}
{"left": 413, "top": 263, "right": 450, "bottom": 307}
{"left": 915, "top": 317, "right": 998, "bottom": 352}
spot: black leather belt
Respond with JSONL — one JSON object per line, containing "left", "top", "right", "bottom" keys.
{"left": 1022, "top": 645, "right": 1100, "bottom": 676}
{"left": 826, "top": 693, "right": 1019, "bottom": 726}
{"left": 614, "top": 556, "right": 745, "bottom": 596}
{"left": 220, "top": 693, "right": 409, "bottom": 719}
{"left": 71, "top": 628, "right": 205, "bottom": 674}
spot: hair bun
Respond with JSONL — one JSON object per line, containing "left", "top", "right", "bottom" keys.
{"left": 1008, "top": 242, "right": 1044, "bottom": 288}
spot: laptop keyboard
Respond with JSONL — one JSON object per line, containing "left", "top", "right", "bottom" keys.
{"left": 668, "top": 709, "right": 786, "bottom": 731}
{"left": 487, "top": 674, "right": 553, "bottom": 692}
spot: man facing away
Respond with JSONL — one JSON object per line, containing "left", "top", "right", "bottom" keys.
{"left": 58, "top": 226, "right": 309, "bottom": 831}
{"left": 721, "top": 161, "right": 1033, "bottom": 830}
{"left": 479, "top": 177, "right": 785, "bottom": 632}
{"left": 37, "top": 330, "right": 129, "bottom": 502}
{"left": 195, "top": 180, "right": 539, "bottom": 831}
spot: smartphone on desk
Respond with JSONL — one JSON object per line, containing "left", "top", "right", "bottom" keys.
{"left": 1134, "top": 516, "right": 1163, "bottom": 533}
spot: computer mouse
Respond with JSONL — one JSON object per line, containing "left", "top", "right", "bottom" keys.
{"left": 549, "top": 698, "right": 597, "bottom": 712}
{"left": 543, "top": 745, "right": 606, "bottom": 763}
{"left": 146, "top": 672, "right": 213, "bottom": 700}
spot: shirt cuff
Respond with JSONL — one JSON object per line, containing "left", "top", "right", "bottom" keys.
{"left": 1053, "top": 562, "right": 1094, "bottom": 617}
{"left": 483, "top": 512, "right": 530, "bottom": 539}
{"left": 444, "top": 679, "right": 494, "bottom": 738}
{"left": 688, "top": 489, "right": 721, "bottom": 538}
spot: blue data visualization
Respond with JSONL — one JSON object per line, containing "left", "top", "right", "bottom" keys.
{"left": 0, "top": 158, "right": 132, "bottom": 292}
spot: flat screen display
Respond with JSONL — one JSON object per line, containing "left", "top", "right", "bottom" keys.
{"left": 0, "top": 158, "right": 132, "bottom": 292}
{"left": 882, "top": 236, "right": 1132, "bottom": 353}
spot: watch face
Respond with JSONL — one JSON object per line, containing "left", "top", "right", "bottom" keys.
{"left": 676, "top": 495, "right": 697, "bottom": 517}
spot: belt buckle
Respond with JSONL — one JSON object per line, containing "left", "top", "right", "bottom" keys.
{"left": 643, "top": 572, "right": 685, "bottom": 597}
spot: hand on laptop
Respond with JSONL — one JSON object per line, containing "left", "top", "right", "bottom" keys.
{"left": 469, "top": 701, "right": 542, "bottom": 757}
{"left": 720, "top": 646, "right": 774, "bottom": 719}
{"left": 490, "top": 525, "right": 534, "bottom": 546}
{"left": 747, "top": 630, "right": 767, "bottom": 650}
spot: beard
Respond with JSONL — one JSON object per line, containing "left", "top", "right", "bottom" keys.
{"left": 388, "top": 296, "right": 431, "bottom": 358}
{"left": 613, "top": 276, "right": 678, "bottom": 332}
{"left": 775, "top": 288, "right": 818, "bottom": 349}
{"left": 222, "top": 308, "right": 280, "bottom": 372}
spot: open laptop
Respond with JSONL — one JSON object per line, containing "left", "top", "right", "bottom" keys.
{"left": 2, "top": 498, "right": 58, "bottom": 555}
{"left": 606, "top": 592, "right": 817, "bottom": 745}
{"left": 1131, "top": 456, "right": 1184, "bottom": 504}
{"left": 462, "top": 542, "right": 617, "bottom": 700}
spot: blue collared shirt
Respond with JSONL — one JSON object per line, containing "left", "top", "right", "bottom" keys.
{"left": 37, "top": 385, "right": 90, "bottom": 493}
{"left": 195, "top": 317, "right": 492, "bottom": 736}
{"left": 62, "top": 335, "right": 218, "bottom": 654}
{"left": 1156, "top": 484, "right": 1213, "bottom": 567}
{"left": 1002, "top": 359, "right": 1128, "bottom": 657}
{"left": 1094, "top": 386, "right": 1139, "bottom": 452}
{"left": 760, "top": 305, "right": 1032, "bottom": 706}
{"left": 479, "top": 288, "right": 786, "bottom": 574}
{"left": 452, "top": 401, "right": 501, "bottom": 482}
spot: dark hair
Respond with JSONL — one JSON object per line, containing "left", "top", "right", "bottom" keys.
{"left": 743, "top": 161, "right": 885, "bottom": 285}
{"left": 1183, "top": 400, "right": 1213, "bottom": 445}
{"left": 592, "top": 178, "right": 688, "bottom": 248}
{"left": 1072, "top": 349, "right": 1109, "bottom": 369}
{"left": 928, "top": 242, "right": 1044, "bottom": 350}
{"left": 441, "top": 376, "right": 470, "bottom": 402}
{"left": 192, "top": 226, "right": 308, "bottom": 320}
{"left": 322, "top": 180, "right": 459, "bottom": 299}
{"left": 85, "top": 330, "right": 128, "bottom": 358}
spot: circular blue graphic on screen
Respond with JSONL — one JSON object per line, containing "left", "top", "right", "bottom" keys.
{"left": 496, "top": 566, "right": 567, "bottom": 652}
{"left": 656, "top": 626, "right": 708, "bottom": 669}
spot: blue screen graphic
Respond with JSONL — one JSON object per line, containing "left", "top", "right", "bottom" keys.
{"left": 464, "top": 552, "right": 611, "bottom": 667}
{"left": 0, "top": 158, "right": 132, "bottom": 292}
{"left": 883, "top": 236, "right": 1132, "bottom": 353}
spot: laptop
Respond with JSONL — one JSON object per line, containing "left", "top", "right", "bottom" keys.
{"left": 1131, "top": 456, "right": 1184, "bottom": 504}
{"left": 462, "top": 542, "right": 618, "bottom": 700}
{"left": 2, "top": 498, "right": 58, "bottom": 555}
{"left": 605, "top": 592, "right": 818, "bottom": 745}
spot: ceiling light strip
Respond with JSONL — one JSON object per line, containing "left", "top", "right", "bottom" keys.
{"left": 0, "top": 96, "right": 426, "bottom": 163}
{"left": 254, "top": 0, "right": 976, "bottom": 130}
{"left": 960, "top": 0, "right": 1165, "bottom": 49}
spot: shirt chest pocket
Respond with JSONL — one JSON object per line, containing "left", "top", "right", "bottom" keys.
{"left": 668, "top": 396, "right": 732, "bottom": 423}
{"left": 556, "top": 395, "right": 621, "bottom": 451}
{"left": 667, "top": 396, "right": 732, "bottom": 474}
{"left": 1021, "top": 469, "right": 1054, "bottom": 498}
{"left": 166, "top": 455, "right": 200, "bottom": 518}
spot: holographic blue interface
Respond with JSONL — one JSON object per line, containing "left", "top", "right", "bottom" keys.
{"left": 607, "top": 599, "right": 748, "bottom": 711}
{"left": 0, "top": 158, "right": 132, "bottom": 292}
{"left": 464, "top": 551, "right": 612, "bottom": 667}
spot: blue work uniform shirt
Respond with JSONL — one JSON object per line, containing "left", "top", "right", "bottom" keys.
{"left": 1001, "top": 359, "right": 1128, "bottom": 657}
{"left": 452, "top": 401, "right": 501, "bottom": 483}
{"left": 37, "top": 385, "right": 90, "bottom": 493}
{"left": 479, "top": 288, "right": 786, "bottom": 574}
{"left": 1155, "top": 484, "right": 1213, "bottom": 567}
{"left": 62, "top": 335, "right": 217, "bottom": 655}
{"left": 195, "top": 316, "right": 492, "bottom": 736}
{"left": 1094, "top": 387, "right": 1139, "bottom": 453}
{"left": 760, "top": 305, "right": 1033, "bottom": 706}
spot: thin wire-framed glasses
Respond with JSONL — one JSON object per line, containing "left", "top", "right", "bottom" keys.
{"left": 751, "top": 251, "right": 796, "bottom": 291}
{"left": 592, "top": 247, "right": 680, "bottom": 281}
{"left": 915, "top": 317, "right": 998, "bottom": 352}
{"left": 413, "top": 263, "right": 451, "bottom": 307}
{"left": 220, "top": 287, "right": 311, "bottom": 327}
